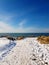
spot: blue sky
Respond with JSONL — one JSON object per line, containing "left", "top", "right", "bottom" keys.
{"left": 0, "top": 0, "right": 49, "bottom": 33}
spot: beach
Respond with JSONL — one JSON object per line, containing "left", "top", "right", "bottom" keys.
{"left": 0, "top": 37, "right": 49, "bottom": 65}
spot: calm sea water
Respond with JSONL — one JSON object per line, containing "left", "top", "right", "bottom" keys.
{"left": 0, "top": 33, "right": 49, "bottom": 37}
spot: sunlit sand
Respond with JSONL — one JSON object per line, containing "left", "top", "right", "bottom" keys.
{"left": 0, "top": 37, "right": 49, "bottom": 65}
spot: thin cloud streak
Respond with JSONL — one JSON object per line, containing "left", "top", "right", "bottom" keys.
{"left": 18, "top": 20, "right": 26, "bottom": 28}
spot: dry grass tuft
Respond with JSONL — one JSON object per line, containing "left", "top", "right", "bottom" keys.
{"left": 16, "top": 36, "right": 25, "bottom": 40}
{"left": 37, "top": 36, "right": 49, "bottom": 44}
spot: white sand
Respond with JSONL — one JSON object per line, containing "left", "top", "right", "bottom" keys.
{"left": 0, "top": 37, "right": 10, "bottom": 47}
{"left": 0, "top": 37, "right": 49, "bottom": 65}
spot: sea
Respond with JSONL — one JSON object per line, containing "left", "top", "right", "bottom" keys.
{"left": 0, "top": 33, "right": 49, "bottom": 37}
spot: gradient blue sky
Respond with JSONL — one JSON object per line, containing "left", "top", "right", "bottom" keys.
{"left": 0, "top": 0, "right": 49, "bottom": 33}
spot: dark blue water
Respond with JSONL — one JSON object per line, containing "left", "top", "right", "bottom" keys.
{"left": 0, "top": 33, "right": 49, "bottom": 37}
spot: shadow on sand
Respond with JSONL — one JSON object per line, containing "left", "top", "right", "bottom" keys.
{"left": 0, "top": 40, "right": 16, "bottom": 60}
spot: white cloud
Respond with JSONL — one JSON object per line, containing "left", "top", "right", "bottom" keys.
{"left": 0, "top": 21, "right": 49, "bottom": 33}
{"left": 0, "top": 21, "right": 32, "bottom": 33}
{"left": 0, "top": 21, "right": 15, "bottom": 33}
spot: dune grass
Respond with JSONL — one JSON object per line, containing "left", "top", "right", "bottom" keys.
{"left": 37, "top": 36, "right": 49, "bottom": 44}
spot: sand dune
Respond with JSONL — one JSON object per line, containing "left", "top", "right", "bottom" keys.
{"left": 0, "top": 37, "right": 49, "bottom": 65}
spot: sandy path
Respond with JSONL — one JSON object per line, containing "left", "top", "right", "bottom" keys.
{"left": 0, "top": 38, "right": 49, "bottom": 65}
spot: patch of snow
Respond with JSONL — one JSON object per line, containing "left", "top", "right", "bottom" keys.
{"left": 0, "top": 37, "right": 49, "bottom": 65}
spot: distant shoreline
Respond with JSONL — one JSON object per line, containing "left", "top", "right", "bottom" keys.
{"left": 0, "top": 33, "right": 49, "bottom": 38}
